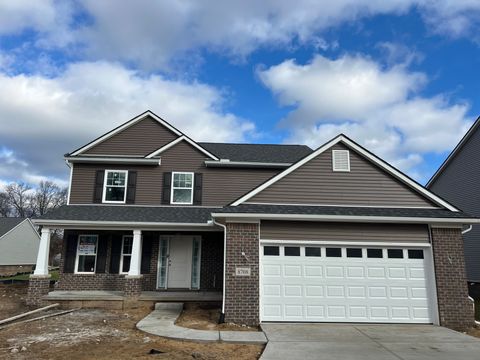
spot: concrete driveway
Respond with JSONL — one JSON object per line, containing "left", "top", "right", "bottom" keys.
{"left": 261, "top": 323, "right": 480, "bottom": 359}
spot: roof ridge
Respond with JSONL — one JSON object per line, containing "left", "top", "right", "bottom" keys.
{"left": 198, "top": 141, "right": 311, "bottom": 147}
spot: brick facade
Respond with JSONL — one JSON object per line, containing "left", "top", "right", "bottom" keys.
{"left": 431, "top": 227, "right": 474, "bottom": 331}
{"left": 224, "top": 222, "right": 259, "bottom": 326}
{"left": 124, "top": 275, "right": 143, "bottom": 297}
{"left": 26, "top": 275, "right": 51, "bottom": 307}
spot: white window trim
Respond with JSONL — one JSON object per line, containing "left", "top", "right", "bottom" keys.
{"left": 74, "top": 234, "right": 98, "bottom": 274}
{"left": 170, "top": 171, "right": 194, "bottom": 205}
{"left": 119, "top": 235, "right": 133, "bottom": 274}
{"left": 102, "top": 169, "right": 128, "bottom": 204}
{"left": 191, "top": 236, "right": 202, "bottom": 290}
{"left": 332, "top": 149, "right": 350, "bottom": 172}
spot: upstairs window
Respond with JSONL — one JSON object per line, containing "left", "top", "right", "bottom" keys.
{"left": 103, "top": 170, "right": 128, "bottom": 203}
{"left": 171, "top": 172, "right": 194, "bottom": 204}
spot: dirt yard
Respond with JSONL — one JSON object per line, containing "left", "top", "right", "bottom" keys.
{"left": 176, "top": 303, "right": 259, "bottom": 332}
{"left": 0, "top": 284, "right": 264, "bottom": 360}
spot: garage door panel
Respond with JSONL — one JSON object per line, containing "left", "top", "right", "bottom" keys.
{"left": 261, "top": 244, "right": 435, "bottom": 323}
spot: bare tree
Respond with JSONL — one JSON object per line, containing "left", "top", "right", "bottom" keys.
{"left": 5, "top": 182, "right": 32, "bottom": 218}
{"left": 0, "top": 192, "right": 10, "bottom": 217}
{"left": 31, "top": 181, "right": 67, "bottom": 216}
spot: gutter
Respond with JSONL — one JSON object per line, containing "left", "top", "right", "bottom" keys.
{"left": 212, "top": 219, "right": 227, "bottom": 323}
{"left": 32, "top": 219, "right": 217, "bottom": 228}
{"left": 64, "top": 156, "right": 161, "bottom": 165}
{"left": 211, "top": 213, "right": 480, "bottom": 224}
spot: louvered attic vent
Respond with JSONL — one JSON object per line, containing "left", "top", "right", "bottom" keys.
{"left": 332, "top": 150, "right": 350, "bottom": 172}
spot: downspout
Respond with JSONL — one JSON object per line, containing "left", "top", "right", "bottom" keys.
{"left": 462, "top": 225, "right": 473, "bottom": 235}
{"left": 462, "top": 224, "right": 476, "bottom": 322}
{"left": 212, "top": 218, "right": 227, "bottom": 323}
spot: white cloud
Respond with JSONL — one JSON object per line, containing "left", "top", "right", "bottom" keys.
{"left": 1, "top": 1, "right": 479, "bottom": 69}
{"left": 258, "top": 54, "right": 472, "bottom": 179}
{"left": 0, "top": 60, "right": 254, "bottom": 184}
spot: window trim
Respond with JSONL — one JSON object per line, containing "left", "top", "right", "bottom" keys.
{"left": 102, "top": 169, "right": 128, "bottom": 204}
{"left": 170, "top": 171, "right": 194, "bottom": 205}
{"left": 119, "top": 235, "right": 133, "bottom": 274}
{"left": 74, "top": 234, "right": 98, "bottom": 274}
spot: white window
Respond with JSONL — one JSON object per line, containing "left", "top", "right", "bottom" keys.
{"left": 120, "top": 235, "right": 133, "bottom": 274}
{"left": 332, "top": 150, "right": 350, "bottom": 172}
{"left": 171, "top": 172, "right": 194, "bottom": 204}
{"left": 103, "top": 170, "right": 128, "bottom": 203}
{"left": 75, "top": 235, "right": 98, "bottom": 274}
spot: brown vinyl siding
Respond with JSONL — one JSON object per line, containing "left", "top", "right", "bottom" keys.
{"left": 260, "top": 220, "right": 430, "bottom": 243}
{"left": 250, "top": 143, "right": 435, "bottom": 207}
{"left": 70, "top": 141, "right": 279, "bottom": 206}
{"left": 83, "top": 116, "right": 178, "bottom": 156}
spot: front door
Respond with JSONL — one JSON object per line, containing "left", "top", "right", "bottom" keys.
{"left": 167, "top": 236, "right": 193, "bottom": 288}
{"left": 157, "top": 235, "right": 202, "bottom": 290}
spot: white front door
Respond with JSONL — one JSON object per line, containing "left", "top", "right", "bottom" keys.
{"left": 260, "top": 243, "right": 437, "bottom": 323}
{"left": 167, "top": 236, "right": 193, "bottom": 288}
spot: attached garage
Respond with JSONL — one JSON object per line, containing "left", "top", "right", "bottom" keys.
{"left": 259, "top": 221, "right": 438, "bottom": 324}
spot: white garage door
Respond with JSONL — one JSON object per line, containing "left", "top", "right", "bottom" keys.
{"left": 260, "top": 244, "right": 437, "bottom": 323}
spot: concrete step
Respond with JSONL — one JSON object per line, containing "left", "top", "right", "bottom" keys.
{"left": 154, "top": 302, "right": 184, "bottom": 311}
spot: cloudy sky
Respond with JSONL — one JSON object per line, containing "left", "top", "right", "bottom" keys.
{"left": 0, "top": 0, "right": 479, "bottom": 188}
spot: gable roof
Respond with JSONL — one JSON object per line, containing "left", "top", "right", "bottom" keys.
{"left": 427, "top": 116, "right": 480, "bottom": 188}
{"left": 69, "top": 110, "right": 184, "bottom": 156}
{"left": 230, "top": 134, "right": 459, "bottom": 212}
{"left": 0, "top": 218, "right": 25, "bottom": 238}
{"left": 198, "top": 142, "right": 312, "bottom": 163}
{"left": 146, "top": 135, "right": 219, "bottom": 160}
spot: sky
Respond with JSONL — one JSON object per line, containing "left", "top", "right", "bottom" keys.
{"left": 0, "top": 0, "right": 479, "bottom": 188}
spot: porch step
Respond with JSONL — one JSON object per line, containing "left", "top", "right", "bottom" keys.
{"left": 155, "top": 302, "right": 184, "bottom": 311}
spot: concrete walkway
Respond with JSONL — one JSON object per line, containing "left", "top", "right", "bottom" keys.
{"left": 136, "top": 303, "right": 267, "bottom": 344}
{"left": 261, "top": 323, "right": 480, "bottom": 360}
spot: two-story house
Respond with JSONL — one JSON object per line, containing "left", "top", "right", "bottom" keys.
{"left": 28, "top": 111, "right": 477, "bottom": 331}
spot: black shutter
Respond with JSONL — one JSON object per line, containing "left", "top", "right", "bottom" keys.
{"left": 95, "top": 234, "right": 108, "bottom": 273}
{"left": 110, "top": 236, "right": 122, "bottom": 274}
{"left": 93, "top": 170, "right": 105, "bottom": 203}
{"left": 193, "top": 173, "right": 203, "bottom": 205}
{"left": 141, "top": 235, "right": 153, "bottom": 274}
{"left": 63, "top": 232, "right": 77, "bottom": 273}
{"left": 162, "top": 172, "right": 172, "bottom": 204}
{"left": 126, "top": 171, "right": 137, "bottom": 204}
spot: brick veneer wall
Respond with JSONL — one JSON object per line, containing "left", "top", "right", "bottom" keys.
{"left": 27, "top": 276, "right": 51, "bottom": 306}
{"left": 431, "top": 227, "right": 474, "bottom": 331}
{"left": 224, "top": 222, "right": 259, "bottom": 326}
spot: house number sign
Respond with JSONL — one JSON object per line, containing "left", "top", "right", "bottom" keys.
{"left": 235, "top": 267, "right": 251, "bottom": 276}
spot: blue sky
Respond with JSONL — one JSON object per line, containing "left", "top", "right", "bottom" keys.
{"left": 0, "top": 1, "right": 479, "bottom": 188}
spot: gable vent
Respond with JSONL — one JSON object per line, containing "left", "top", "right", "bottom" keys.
{"left": 332, "top": 150, "right": 350, "bottom": 172}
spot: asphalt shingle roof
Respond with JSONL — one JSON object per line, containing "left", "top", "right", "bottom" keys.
{"left": 198, "top": 142, "right": 312, "bottom": 163}
{"left": 0, "top": 218, "right": 25, "bottom": 237}
{"left": 37, "top": 205, "right": 221, "bottom": 223}
{"left": 216, "top": 204, "right": 475, "bottom": 219}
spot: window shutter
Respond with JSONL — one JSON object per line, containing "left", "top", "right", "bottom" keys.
{"left": 93, "top": 170, "right": 105, "bottom": 203}
{"left": 95, "top": 234, "right": 108, "bottom": 273}
{"left": 162, "top": 172, "right": 172, "bottom": 204}
{"left": 63, "top": 232, "right": 77, "bottom": 273}
{"left": 110, "top": 236, "right": 122, "bottom": 274}
{"left": 126, "top": 171, "right": 137, "bottom": 204}
{"left": 193, "top": 173, "right": 203, "bottom": 205}
{"left": 141, "top": 235, "right": 153, "bottom": 274}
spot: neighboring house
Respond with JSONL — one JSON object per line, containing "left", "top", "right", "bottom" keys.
{"left": 28, "top": 110, "right": 477, "bottom": 331}
{"left": 0, "top": 218, "right": 40, "bottom": 276}
{"left": 427, "top": 117, "right": 480, "bottom": 293}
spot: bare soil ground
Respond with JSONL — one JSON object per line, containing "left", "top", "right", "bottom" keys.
{"left": 176, "top": 303, "right": 259, "bottom": 332}
{"left": 0, "top": 285, "right": 264, "bottom": 360}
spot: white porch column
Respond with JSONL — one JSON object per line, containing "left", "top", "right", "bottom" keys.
{"left": 33, "top": 227, "right": 51, "bottom": 276}
{"left": 128, "top": 229, "right": 142, "bottom": 276}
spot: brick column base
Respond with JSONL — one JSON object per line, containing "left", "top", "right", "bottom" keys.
{"left": 124, "top": 275, "right": 143, "bottom": 298}
{"left": 26, "top": 275, "right": 51, "bottom": 307}
{"left": 431, "top": 227, "right": 474, "bottom": 331}
{"left": 224, "top": 222, "right": 259, "bottom": 326}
